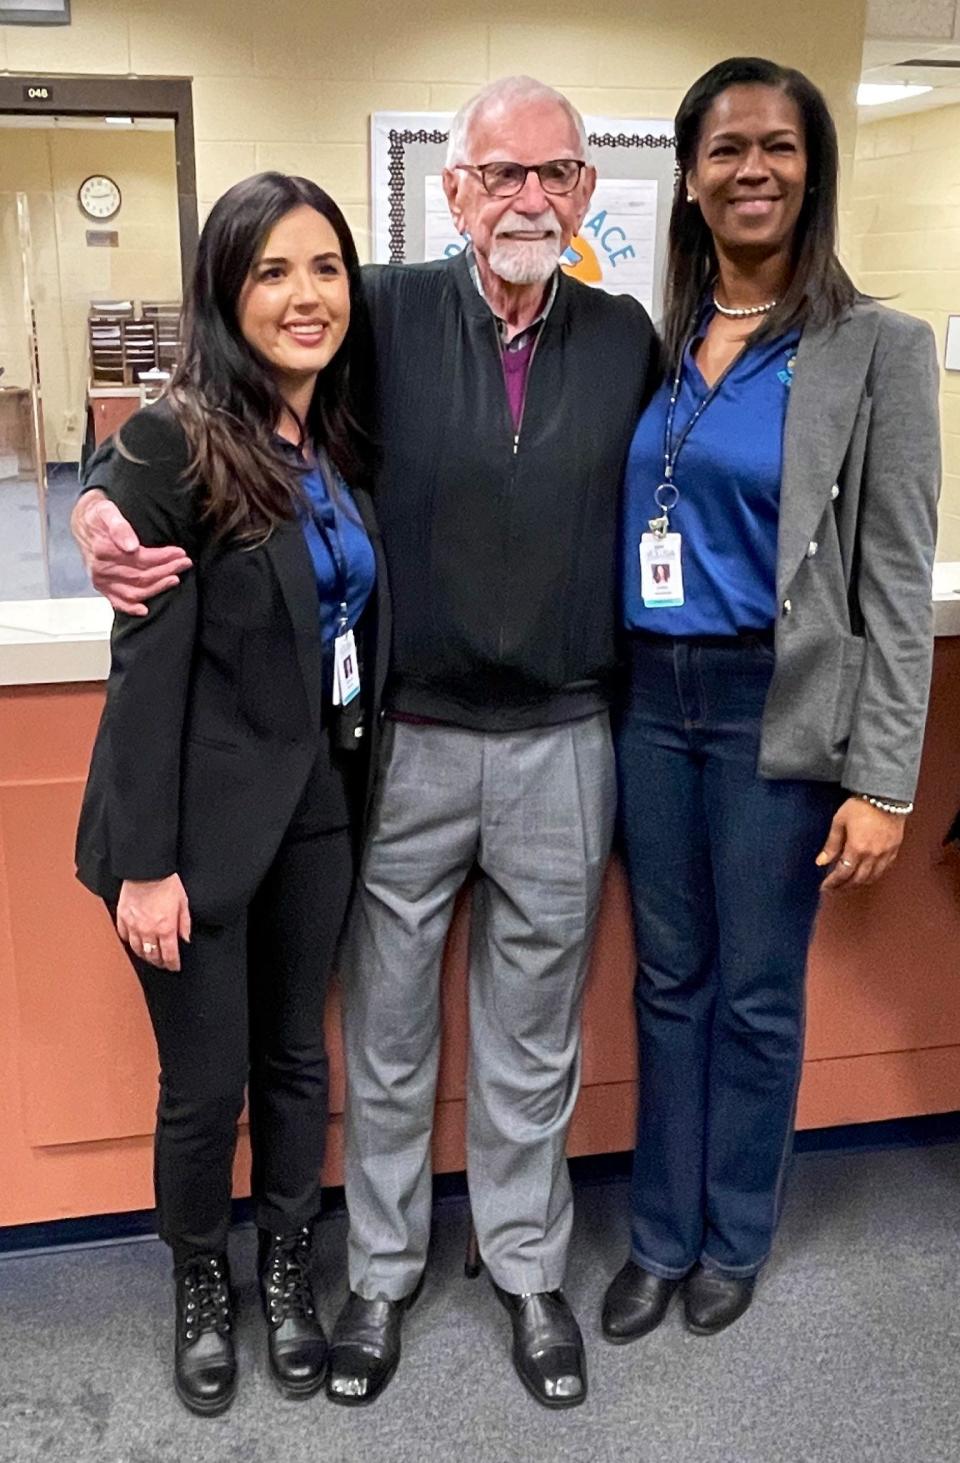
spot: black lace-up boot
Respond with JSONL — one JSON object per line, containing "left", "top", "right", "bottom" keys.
{"left": 258, "top": 1226, "right": 328, "bottom": 1398}
{"left": 174, "top": 1254, "right": 237, "bottom": 1416}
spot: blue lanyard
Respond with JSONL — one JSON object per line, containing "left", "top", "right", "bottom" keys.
{"left": 308, "top": 466, "right": 350, "bottom": 634}
{"left": 651, "top": 339, "right": 739, "bottom": 537}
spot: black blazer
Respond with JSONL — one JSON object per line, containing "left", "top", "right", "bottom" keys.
{"left": 75, "top": 401, "right": 391, "bottom": 924}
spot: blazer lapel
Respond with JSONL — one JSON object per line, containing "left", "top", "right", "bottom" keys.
{"left": 264, "top": 521, "right": 324, "bottom": 730}
{"left": 777, "top": 308, "right": 879, "bottom": 597}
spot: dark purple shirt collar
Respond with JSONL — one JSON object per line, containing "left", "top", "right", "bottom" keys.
{"left": 466, "top": 244, "right": 559, "bottom": 354}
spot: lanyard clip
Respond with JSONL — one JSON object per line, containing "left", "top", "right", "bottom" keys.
{"left": 650, "top": 481, "right": 679, "bottom": 539}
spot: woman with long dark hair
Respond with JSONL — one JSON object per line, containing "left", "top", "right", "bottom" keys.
{"left": 75, "top": 172, "right": 388, "bottom": 1414}
{"left": 603, "top": 58, "right": 940, "bottom": 1341}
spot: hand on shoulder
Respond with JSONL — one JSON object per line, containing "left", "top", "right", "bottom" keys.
{"left": 74, "top": 401, "right": 196, "bottom": 614}
{"left": 71, "top": 489, "right": 193, "bottom": 616}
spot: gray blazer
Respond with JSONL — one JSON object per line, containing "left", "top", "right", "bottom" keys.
{"left": 759, "top": 298, "right": 941, "bottom": 802}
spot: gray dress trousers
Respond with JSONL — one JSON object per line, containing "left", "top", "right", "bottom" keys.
{"left": 341, "top": 713, "right": 616, "bottom": 1298}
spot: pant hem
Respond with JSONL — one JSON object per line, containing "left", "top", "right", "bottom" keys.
{"left": 630, "top": 1247, "right": 695, "bottom": 1281}
{"left": 353, "top": 1272, "right": 424, "bottom": 1303}
{"left": 699, "top": 1251, "right": 767, "bottom": 1279}
{"left": 485, "top": 1266, "right": 564, "bottom": 1295}
{"left": 252, "top": 1210, "right": 322, "bottom": 1239}
{"left": 171, "top": 1244, "right": 229, "bottom": 1270}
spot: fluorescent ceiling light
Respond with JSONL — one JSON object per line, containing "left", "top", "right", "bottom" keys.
{"left": 104, "top": 115, "right": 134, "bottom": 125}
{"left": 857, "top": 83, "right": 932, "bottom": 106}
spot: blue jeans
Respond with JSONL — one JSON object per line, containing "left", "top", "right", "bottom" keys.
{"left": 616, "top": 634, "right": 839, "bottom": 1277}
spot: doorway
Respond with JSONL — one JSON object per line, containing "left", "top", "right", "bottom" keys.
{"left": 0, "top": 76, "right": 196, "bottom": 601}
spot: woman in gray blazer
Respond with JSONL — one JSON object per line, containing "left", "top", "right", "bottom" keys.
{"left": 605, "top": 57, "right": 940, "bottom": 1342}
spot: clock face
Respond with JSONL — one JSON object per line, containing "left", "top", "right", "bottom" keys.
{"left": 78, "top": 175, "right": 121, "bottom": 221}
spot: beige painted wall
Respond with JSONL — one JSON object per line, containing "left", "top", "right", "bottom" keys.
{"left": 0, "top": 126, "right": 181, "bottom": 461}
{"left": 0, "top": 0, "right": 866, "bottom": 259}
{"left": 0, "top": 192, "right": 31, "bottom": 425}
{"left": 852, "top": 106, "right": 960, "bottom": 561}
{"left": 0, "top": 0, "right": 870, "bottom": 465}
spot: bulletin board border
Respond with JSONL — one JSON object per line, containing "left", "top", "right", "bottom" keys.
{"left": 382, "top": 125, "right": 677, "bottom": 263}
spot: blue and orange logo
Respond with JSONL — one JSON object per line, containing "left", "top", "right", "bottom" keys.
{"left": 560, "top": 234, "right": 602, "bottom": 283}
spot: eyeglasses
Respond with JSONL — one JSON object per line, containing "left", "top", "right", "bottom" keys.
{"left": 452, "top": 159, "right": 586, "bottom": 198}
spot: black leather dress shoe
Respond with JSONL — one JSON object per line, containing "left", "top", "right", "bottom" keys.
{"left": 325, "top": 1276, "right": 422, "bottom": 1406}
{"left": 259, "top": 1227, "right": 328, "bottom": 1398}
{"left": 683, "top": 1264, "right": 756, "bottom": 1336}
{"left": 174, "top": 1254, "right": 237, "bottom": 1416}
{"left": 602, "top": 1259, "right": 682, "bottom": 1343}
{"left": 493, "top": 1283, "right": 587, "bottom": 1409}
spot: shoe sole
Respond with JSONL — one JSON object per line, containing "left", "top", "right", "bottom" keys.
{"left": 684, "top": 1296, "right": 754, "bottom": 1337}
{"left": 174, "top": 1376, "right": 237, "bottom": 1417}
{"left": 325, "top": 1276, "right": 423, "bottom": 1408}
{"left": 685, "top": 1313, "right": 749, "bottom": 1337}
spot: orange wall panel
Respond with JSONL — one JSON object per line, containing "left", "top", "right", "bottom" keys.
{"left": 1, "top": 640, "right": 959, "bottom": 1230}
{"left": 805, "top": 639, "right": 960, "bottom": 1061}
{"left": 3, "top": 779, "right": 157, "bottom": 1147}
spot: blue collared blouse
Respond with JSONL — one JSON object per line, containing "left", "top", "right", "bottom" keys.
{"left": 621, "top": 308, "right": 800, "bottom": 637}
{"left": 298, "top": 457, "right": 375, "bottom": 644}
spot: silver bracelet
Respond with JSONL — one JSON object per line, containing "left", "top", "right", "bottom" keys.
{"left": 858, "top": 793, "right": 914, "bottom": 817}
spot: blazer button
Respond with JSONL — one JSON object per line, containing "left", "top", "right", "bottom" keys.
{"left": 782, "top": 598, "right": 792, "bottom": 616}
{"left": 830, "top": 483, "right": 840, "bottom": 500}
{"left": 806, "top": 540, "right": 818, "bottom": 558}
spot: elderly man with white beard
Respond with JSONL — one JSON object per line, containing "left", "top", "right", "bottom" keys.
{"left": 326, "top": 76, "right": 657, "bottom": 1410}
{"left": 70, "top": 75, "right": 657, "bottom": 1409}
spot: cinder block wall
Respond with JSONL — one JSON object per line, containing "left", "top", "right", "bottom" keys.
{"left": 1, "top": 0, "right": 873, "bottom": 468}
{"left": 0, "top": 0, "right": 866, "bottom": 253}
{"left": 853, "top": 106, "right": 960, "bottom": 560}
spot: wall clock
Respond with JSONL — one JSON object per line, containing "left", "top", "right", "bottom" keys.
{"left": 78, "top": 175, "right": 122, "bottom": 221}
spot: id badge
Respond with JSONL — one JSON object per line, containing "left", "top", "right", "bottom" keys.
{"left": 640, "top": 532, "right": 684, "bottom": 608}
{"left": 333, "top": 628, "right": 361, "bottom": 707}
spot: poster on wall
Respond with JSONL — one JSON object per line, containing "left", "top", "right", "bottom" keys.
{"left": 371, "top": 113, "right": 676, "bottom": 317}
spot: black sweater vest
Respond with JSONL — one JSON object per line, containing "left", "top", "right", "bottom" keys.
{"left": 364, "top": 250, "right": 657, "bottom": 731}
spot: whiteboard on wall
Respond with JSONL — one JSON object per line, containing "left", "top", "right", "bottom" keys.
{"left": 371, "top": 113, "right": 676, "bottom": 318}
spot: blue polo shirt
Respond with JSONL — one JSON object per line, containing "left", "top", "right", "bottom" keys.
{"left": 621, "top": 310, "right": 800, "bottom": 636}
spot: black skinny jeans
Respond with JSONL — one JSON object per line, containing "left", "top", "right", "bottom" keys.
{"left": 116, "top": 730, "right": 356, "bottom": 1266}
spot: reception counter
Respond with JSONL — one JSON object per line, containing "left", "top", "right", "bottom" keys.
{"left": 2, "top": 576, "right": 959, "bottom": 1230}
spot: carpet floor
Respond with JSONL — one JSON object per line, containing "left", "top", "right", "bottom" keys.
{"left": 1, "top": 1142, "right": 958, "bottom": 1463}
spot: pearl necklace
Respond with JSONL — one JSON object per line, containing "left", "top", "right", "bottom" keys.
{"left": 712, "top": 293, "right": 778, "bottom": 319}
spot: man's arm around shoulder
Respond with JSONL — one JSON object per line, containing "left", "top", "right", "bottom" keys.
{"left": 72, "top": 407, "right": 193, "bottom": 616}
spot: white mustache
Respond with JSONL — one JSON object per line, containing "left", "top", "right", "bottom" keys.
{"left": 493, "top": 209, "right": 561, "bottom": 239}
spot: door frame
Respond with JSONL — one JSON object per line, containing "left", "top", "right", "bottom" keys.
{"left": 0, "top": 74, "right": 198, "bottom": 289}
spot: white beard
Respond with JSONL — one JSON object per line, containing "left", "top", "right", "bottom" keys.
{"left": 487, "top": 210, "right": 563, "bottom": 284}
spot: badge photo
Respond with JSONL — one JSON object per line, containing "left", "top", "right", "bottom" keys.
{"left": 640, "top": 531, "right": 684, "bottom": 608}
